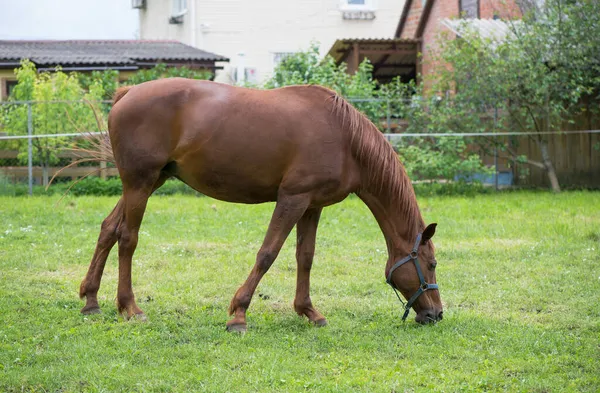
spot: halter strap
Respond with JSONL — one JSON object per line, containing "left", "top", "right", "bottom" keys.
{"left": 386, "top": 232, "right": 439, "bottom": 321}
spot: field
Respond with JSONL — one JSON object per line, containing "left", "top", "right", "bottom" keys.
{"left": 0, "top": 191, "right": 599, "bottom": 392}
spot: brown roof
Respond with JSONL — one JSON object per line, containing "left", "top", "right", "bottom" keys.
{"left": 395, "top": 0, "right": 435, "bottom": 39}
{"left": 327, "top": 38, "right": 420, "bottom": 83}
{"left": 0, "top": 40, "right": 228, "bottom": 69}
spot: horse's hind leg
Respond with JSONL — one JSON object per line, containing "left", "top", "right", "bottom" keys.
{"left": 79, "top": 172, "right": 167, "bottom": 316}
{"left": 293, "top": 207, "right": 327, "bottom": 326}
{"left": 227, "top": 193, "right": 311, "bottom": 332}
{"left": 115, "top": 171, "right": 167, "bottom": 319}
{"left": 80, "top": 198, "right": 124, "bottom": 314}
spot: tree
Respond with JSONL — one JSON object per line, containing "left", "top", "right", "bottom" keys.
{"left": 77, "top": 63, "right": 213, "bottom": 102}
{"left": 0, "top": 61, "right": 215, "bottom": 186}
{"left": 429, "top": 0, "right": 600, "bottom": 192}
{"left": 123, "top": 63, "right": 212, "bottom": 86}
{"left": 0, "top": 60, "right": 105, "bottom": 186}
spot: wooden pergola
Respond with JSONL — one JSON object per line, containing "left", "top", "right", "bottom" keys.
{"left": 326, "top": 38, "right": 420, "bottom": 84}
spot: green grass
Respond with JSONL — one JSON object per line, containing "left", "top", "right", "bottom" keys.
{"left": 0, "top": 192, "right": 598, "bottom": 392}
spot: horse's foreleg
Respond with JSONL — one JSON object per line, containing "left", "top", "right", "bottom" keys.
{"left": 293, "top": 207, "right": 327, "bottom": 326}
{"left": 80, "top": 198, "right": 124, "bottom": 314}
{"left": 226, "top": 193, "right": 311, "bottom": 332}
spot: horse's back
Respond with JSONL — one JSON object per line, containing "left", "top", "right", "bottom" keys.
{"left": 109, "top": 79, "right": 359, "bottom": 204}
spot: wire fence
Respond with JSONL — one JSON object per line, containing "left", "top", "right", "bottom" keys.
{"left": 0, "top": 100, "right": 113, "bottom": 195}
{"left": 1, "top": 99, "right": 599, "bottom": 195}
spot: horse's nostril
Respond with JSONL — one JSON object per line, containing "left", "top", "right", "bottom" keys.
{"left": 437, "top": 311, "right": 444, "bottom": 321}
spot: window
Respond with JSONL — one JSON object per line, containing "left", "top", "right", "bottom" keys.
{"left": 339, "top": 0, "right": 376, "bottom": 11}
{"left": 1, "top": 79, "right": 17, "bottom": 100}
{"left": 169, "top": 0, "right": 187, "bottom": 24}
{"left": 6, "top": 80, "right": 17, "bottom": 98}
{"left": 231, "top": 67, "right": 258, "bottom": 84}
{"left": 172, "top": 0, "right": 187, "bottom": 15}
{"left": 460, "top": 0, "right": 479, "bottom": 18}
{"left": 131, "top": 0, "right": 145, "bottom": 9}
{"left": 340, "top": 0, "right": 376, "bottom": 19}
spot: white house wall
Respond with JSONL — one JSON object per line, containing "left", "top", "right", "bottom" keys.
{"left": 139, "top": 0, "right": 404, "bottom": 84}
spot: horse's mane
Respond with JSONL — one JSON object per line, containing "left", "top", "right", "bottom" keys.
{"left": 324, "top": 88, "right": 423, "bottom": 229}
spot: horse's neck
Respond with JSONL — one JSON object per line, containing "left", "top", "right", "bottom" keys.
{"left": 357, "top": 187, "right": 423, "bottom": 259}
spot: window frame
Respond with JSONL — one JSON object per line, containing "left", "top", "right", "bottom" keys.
{"left": 1, "top": 78, "right": 18, "bottom": 100}
{"left": 339, "top": 0, "right": 376, "bottom": 12}
{"left": 171, "top": 0, "right": 188, "bottom": 17}
{"left": 459, "top": 0, "right": 479, "bottom": 18}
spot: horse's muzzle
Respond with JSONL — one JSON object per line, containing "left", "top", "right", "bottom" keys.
{"left": 415, "top": 309, "right": 444, "bottom": 324}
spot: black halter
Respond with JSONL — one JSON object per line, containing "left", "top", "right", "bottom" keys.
{"left": 386, "top": 232, "right": 439, "bottom": 321}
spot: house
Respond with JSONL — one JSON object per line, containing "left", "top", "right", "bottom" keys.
{"left": 0, "top": 40, "right": 228, "bottom": 99}
{"left": 328, "top": 0, "right": 522, "bottom": 86}
{"left": 394, "top": 0, "right": 521, "bottom": 83}
{"left": 136, "top": 0, "right": 405, "bottom": 84}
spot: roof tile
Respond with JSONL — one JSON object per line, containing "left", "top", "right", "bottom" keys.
{"left": 0, "top": 40, "right": 228, "bottom": 67}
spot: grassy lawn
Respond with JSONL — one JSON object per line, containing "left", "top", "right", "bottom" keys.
{"left": 0, "top": 191, "right": 598, "bottom": 392}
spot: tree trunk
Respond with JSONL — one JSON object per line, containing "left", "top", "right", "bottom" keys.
{"left": 538, "top": 139, "right": 561, "bottom": 193}
{"left": 42, "top": 163, "right": 49, "bottom": 187}
{"left": 42, "top": 154, "right": 49, "bottom": 187}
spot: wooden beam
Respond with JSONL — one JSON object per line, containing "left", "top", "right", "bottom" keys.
{"left": 416, "top": 0, "right": 435, "bottom": 38}
{"left": 356, "top": 49, "right": 418, "bottom": 55}
{"left": 416, "top": 41, "right": 423, "bottom": 85}
{"left": 395, "top": 0, "right": 413, "bottom": 38}
{"left": 375, "top": 64, "right": 417, "bottom": 69}
{"left": 350, "top": 42, "right": 360, "bottom": 74}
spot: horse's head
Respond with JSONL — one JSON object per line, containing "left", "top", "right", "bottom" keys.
{"left": 387, "top": 223, "right": 443, "bottom": 324}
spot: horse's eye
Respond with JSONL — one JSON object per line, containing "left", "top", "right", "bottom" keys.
{"left": 429, "top": 261, "right": 437, "bottom": 271}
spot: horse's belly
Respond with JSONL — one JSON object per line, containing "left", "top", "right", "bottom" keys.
{"left": 173, "top": 161, "right": 281, "bottom": 204}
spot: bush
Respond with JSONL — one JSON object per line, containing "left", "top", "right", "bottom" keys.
{"left": 412, "top": 181, "right": 492, "bottom": 197}
{"left": 47, "top": 177, "right": 201, "bottom": 197}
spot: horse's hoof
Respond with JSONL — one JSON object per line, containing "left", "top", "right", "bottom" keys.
{"left": 312, "top": 318, "right": 327, "bottom": 327}
{"left": 226, "top": 323, "right": 247, "bottom": 333}
{"left": 81, "top": 305, "right": 101, "bottom": 315}
{"left": 128, "top": 312, "right": 148, "bottom": 322}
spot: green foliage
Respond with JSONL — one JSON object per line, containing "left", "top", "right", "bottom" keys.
{"left": 22, "top": 178, "right": 201, "bottom": 197}
{"left": 76, "top": 64, "right": 212, "bottom": 101}
{"left": 411, "top": 180, "right": 492, "bottom": 197}
{"left": 0, "top": 61, "right": 215, "bottom": 188}
{"left": 77, "top": 69, "right": 119, "bottom": 103}
{"left": 265, "top": 44, "right": 382, "bottom": 119}
{"left": 62, "top": 177, "right": 200, "bottom": 196}
{"left": 429, "top": 0, "right": 600, "bottom": 190}
{"left": 124, "top": 63, "right": 213, "bottom": 86}
{"left": 0, "top": 60, "right": 105, "bottom": 185}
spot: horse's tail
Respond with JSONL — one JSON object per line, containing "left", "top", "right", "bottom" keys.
{"left": 113, "top": 85, "right": 133, "bottom": 106}
{"left": 46, "top": 90, "right": 122, "bottom": 191}
{"left": 73, "top": 86, "right": 134, "bottom": 168}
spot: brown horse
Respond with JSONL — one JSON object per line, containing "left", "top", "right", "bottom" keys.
{"left": 79, "top": 78, "right": 443, "bottom": 332}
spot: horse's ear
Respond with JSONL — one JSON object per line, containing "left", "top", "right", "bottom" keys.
{"left": 422, "top": 223, "right": 437, "bottom": 244}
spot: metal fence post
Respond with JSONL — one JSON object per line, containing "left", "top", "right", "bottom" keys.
{"left": 27, "top": 102, "right": 33, "bottom": 196}
{"left": 494, "top": 105, "right": 499, "bottom": 191}
{"left": 386, "top": 99, "right": 391, "bottom": 133}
